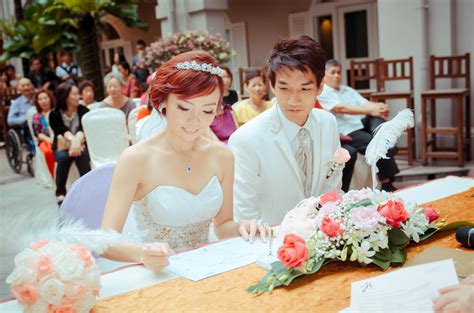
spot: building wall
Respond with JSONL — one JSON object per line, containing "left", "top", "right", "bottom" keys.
{"left": 227, "top": 0, "right": 312, "bottom": 67}
{"left": 456, "top": 0, "right": 474, "bottom": 158}
{"left": 137, "top": 1, "right": 162, "bottom": 47}
{"left": 377, "top": 0, "right": 473, "bottom": 156}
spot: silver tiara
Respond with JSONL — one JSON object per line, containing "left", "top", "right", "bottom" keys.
{"left": 175, "top": 61, "right": 224, "bottom": 77}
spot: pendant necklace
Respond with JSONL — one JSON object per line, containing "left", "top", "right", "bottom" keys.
{"left": 165, "top": 134, "right": 194, "bottom": 173}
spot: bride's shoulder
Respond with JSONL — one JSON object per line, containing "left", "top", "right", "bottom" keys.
{"left": 205, "top": 139, "right": 234, "bottom": 165}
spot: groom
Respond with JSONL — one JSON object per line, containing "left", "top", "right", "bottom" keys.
{"left": 228, "top": 36, "right": 342, "bottom": 227}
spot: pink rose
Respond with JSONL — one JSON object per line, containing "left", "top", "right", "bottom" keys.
{"left": 50, "top": 304, "right": 77, "bottom": 313}
{"left": 30, "top": 240, "right": 49, "bottom": 251}
{"left": 36, "top": 255, "right": 53, "bottom": 276}
{"left": 423, "top": 205, "right": 440, "bottom": 223}
{"left": 320, "top": 217, "right": 344, "bottom": 238}
{"left": 350, "top": 205, "right": 381, "bottom": 232}
{"left": 378, "top": 201, "right": 409, "bottom": 228}
{"left": 320, "top": 189, "right": 343, "bottom": 206}
{"left": 277, "top": 234, "right": 308, "bottom": 268}
{"left": 11, "top": 283, "right": 38, "bottom": 305}
{"left": 333, "top": 148, "right": 351, "bottom": 164}
{"left": 69, "top": 244, "right": 92, "bottom": 267}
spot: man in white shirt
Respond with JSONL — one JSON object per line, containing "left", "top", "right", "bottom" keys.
{"left": 229, "top": 36, "right": 342, "bottom": 228}
{"left": 55, "top": 51, "right": 83, "bottom": 85}
{"left": 318, "top": 59, "right": 399, "bottom": 192}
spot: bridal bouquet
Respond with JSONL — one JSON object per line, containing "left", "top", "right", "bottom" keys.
{"left": 6, "top": 240, "right": 101, "bottom": 312}
{"left": 247, "top": 188, "right": 465, "bottom": 294}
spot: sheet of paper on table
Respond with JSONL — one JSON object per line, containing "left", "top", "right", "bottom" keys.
{"left": 343, "top": 259, "right": 459, "bottom": 313}
{"left": 167, "top": 237, "right": 275, "bottom": 281}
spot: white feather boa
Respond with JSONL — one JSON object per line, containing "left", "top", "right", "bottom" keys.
{"left": 365, "top": 109, "right": 415, "bottom": 189}
{"left": 0, "top": 210, "right": 122, "bottom": 255}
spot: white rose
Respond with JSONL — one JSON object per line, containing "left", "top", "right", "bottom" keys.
{"left": 14, "top": 249, "right": 40, "bottom": 268}
{"left": 42, "top": 242, "right": 67, "bottom": 256}
{"left": 24, "top": 300, "right": 48, "bottom": 313}
{"left": 53, "top": 250, "right": 84, "bottom": 281}
{"left": 82, "top": 267, "right": 101, "bottom": 290}
{"left": 6, "top": 266, "right": 35, "bottom": 285}
{"left": 40, "top": 278, "right": 65, "bottom": 305}
{"left": 75, "top": 293, "right": 97, "bottom": 313}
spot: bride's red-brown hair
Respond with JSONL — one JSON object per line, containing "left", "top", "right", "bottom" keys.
{"left": 149, "top": 50, "right": 224, "bottom": 114}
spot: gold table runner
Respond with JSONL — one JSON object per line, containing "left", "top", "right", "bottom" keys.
{"left": 94, "top": 188, "right": 474, "bottom": 313}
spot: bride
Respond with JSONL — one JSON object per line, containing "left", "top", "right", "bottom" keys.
{"left": 101, "top": 51, "right": 268, "bottom": 272}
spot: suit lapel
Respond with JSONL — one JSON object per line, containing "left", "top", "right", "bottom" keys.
{"left": 269, "top": 106, "right": 304, "bottom": 191}
{"left": 310, "top": 111, "right": 324, "bottom": 195}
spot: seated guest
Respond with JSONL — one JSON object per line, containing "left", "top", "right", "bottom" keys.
{"left": 233, "top": 69, "right": 272, "bottom": 125}
{"left": 55, "top": 51, "right": 82, "bottom": 85}
{"left": 210, "top": 66, "right": 239, "bottom": 143}
{"left": 92, "top": 73, "right": 136, "bottom": 119}
{"left": 229, "top": 36, "right": 342, "bottom": 225}
{"left": 32, "top": 90, "right": 55, "bottom": 178}
{"left": 27, "top": 57, "right": 57, "bottom": 91}
{"left": 318, "top": 59, "right": 398, "bottom": 192}
{"left": 78, "top": 80, "right": 95, "bottom": 106}
{"left": 49, "top": 82, "right": 91, "bottom": 204}
{"left": 118, "top": 61, "right": 141, "bottom": 98}
{"left": 4, "top": 64, "right": 21, "bottom": 89}
{"left": 7, "top": 78, "right": 34, "bottom": 127}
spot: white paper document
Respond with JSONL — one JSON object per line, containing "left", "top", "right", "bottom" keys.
{"left": 166, "top": 237, "right": 271, "bottom": 281}
{"left": 349, "top": 259, "right": 459, "bottom": 313}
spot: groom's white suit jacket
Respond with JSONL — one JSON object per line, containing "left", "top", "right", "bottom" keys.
{"left": 228, "top": 104, "right": 342, "bottom": 225}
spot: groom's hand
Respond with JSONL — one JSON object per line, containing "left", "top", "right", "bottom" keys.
{"left": 140, "top": 243, "right": 174, "bottom": 272}
{"left": 238, "top": 219, "right": 271, "bottom": 243}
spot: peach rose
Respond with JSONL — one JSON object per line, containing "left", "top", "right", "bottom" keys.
{"left": 422, "top": 205, "right": 440, "bottom": 223}
{"left": 377, "top": 200, "right": 409, "bottom": 228}
{"left": 50, "top": 304, "right": 77, "bottom": 313}
{"left": 333, "top": 148, "right": 351, "bottom": 164}
{"left": 36, "top": 255, "right": 53, "bottom": 276}
{"left": 320, "top": 217, "right": 344, "bottom": 237}
{"left": 11, "top": 283, "right": 38, "bottom": 305}
{"left": 319, "top": 189, "right": 343, "bottom": 206}
{"left": 277, "top": 234, "right": 308, "bottom": 268}
{"left": 30, "top": 240, "right": 49, "bottom": 251}
{"left": 69, "top": 245, "right": 92, "bottom": 267}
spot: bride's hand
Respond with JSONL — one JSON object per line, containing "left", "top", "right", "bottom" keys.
{"left": 238, "top": 219, "right": 272, "bottom": 243}
{"left": 140, "top": 243, "right": 174, "bottom": 272}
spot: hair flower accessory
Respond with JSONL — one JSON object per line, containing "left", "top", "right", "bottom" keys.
{"left": 175, "top": 60, "right": 224, "bottom": 77}
{"left": 326, "top": 148, "right": 351, "bottom": 179}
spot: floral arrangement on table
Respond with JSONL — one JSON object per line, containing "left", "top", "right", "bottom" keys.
{"left": 144, "top": 30, "right": 233, "bottom": 69}
{"left": 246, "top": 188, "right": 465, "bottom": 294}
{"left": 7, "top": 240, "right": 101, "bottom": 312}
{"left": 247, "top": 109, "right": 471, "bottom": 294}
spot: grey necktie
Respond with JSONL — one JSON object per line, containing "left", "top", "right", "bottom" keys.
{"left": 295, "top": 128, "right": 313, "bottom": 197}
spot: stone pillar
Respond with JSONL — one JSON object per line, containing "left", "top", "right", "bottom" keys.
{"left": 155, "top": 0, "right": 228, "bottom": 38}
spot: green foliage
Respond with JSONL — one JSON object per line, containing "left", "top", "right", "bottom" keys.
{"left": 0, "top": 0, "right": 147, "bottom": 62}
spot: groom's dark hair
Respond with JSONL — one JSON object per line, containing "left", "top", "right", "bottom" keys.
{"left": 267, "top": 35, "right": 326, "bottom": 87}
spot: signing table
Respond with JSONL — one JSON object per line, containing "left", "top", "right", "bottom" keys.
{"left": 1, "top": 176, "right": 473, "bottom": 312}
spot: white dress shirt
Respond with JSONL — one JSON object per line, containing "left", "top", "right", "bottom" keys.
{"left": 317, "top": 83, "right": 368, "bottom": 135}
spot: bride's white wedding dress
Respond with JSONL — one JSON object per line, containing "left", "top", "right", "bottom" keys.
{"left": 134, "top": 176, "right": 223, "bottom": 252}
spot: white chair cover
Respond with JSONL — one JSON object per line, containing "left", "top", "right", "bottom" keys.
{"left": 82, "top": 108, "right": 129, "bottom": 169}
{"left": 127, "top": 106, "right": 143, "bottom": 144}
{"left": 136, "top": 109, "right": 167, "bottom": 142}
{"left": 26, "top": 107, "right": 55, "bottom": 189}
